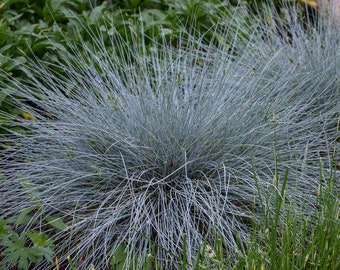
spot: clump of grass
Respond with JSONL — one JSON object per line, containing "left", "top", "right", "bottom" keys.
{"left": 0, "top": 3, "right": 339, "bottom": 269}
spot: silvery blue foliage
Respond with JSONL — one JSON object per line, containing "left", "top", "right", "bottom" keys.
{"left": 0, "top": 6, "right": 339, "bottom": 269}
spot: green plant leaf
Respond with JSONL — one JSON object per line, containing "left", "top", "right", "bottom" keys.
{"left": 2, "top": 232, "right": 37, "bottom": 270}
{"left": 0, "top": 218, "right": 11, "bottom": 238}
{"left": 26, "top": 231, "right": 55, "bottom": 262}
{"left": 4, "top": 56, "right": 27, "bottom": 72}
{"left": 44, "top": 215, "right": 68, "bottom": 231}
{"left": 89, "top": 4, "right": 107, "bottom": 24}
{"left": 15, "top": 205, "right": 41, "bottom": 226}
{"left": 18, "top": 176, "right": 42, "bottom": 206}
{"left": 110, "top": 243, "right": 128, "bottom": 270}
{"left": 26, "top": 231, "right": 54, "bottom": 248}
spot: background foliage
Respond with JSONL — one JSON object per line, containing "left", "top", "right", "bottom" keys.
{"left": 0, "top": 0, "right": 318, "bottom": 134}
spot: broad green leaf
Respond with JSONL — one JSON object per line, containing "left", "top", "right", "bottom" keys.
{"left": 45, "top": 215, "right": 68, "bottom": 231}
{"left": 4, "top": 56, "right": 27, "bottom": 72}
{"left": 110, "top": 243, "right": 128, "bottom": 270}
{"left": 27, "top": 231, "right": 49, "bottom": 247}
{"left": 32, "top": 39, "right": 67, "bottom": 53}
{"left": 0, "top": 44, "right": 14, "bottom": 53}
{"left": 18, "top": 176, "right": 42, "bottom": 206}
{"left": 34, "top": 246, "right": 55, "bottom": 263}
{"left": 0, "top": 218, "right": 11, "bottom": 238}
{"left": 89, "top": 4, "right": 107, "bottom": 24}
{"left": 15, "top": 205, "right": 40, "bottom": 226}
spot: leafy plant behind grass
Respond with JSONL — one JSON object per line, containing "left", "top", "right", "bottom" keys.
{"left": 0, "top": 2, "right": 339, "bottom": 269}
{"left": 0, "top": 0, "right": 106, "bottom": 134}
{"left": 0, "top": 0, "right": 242, "bottom": 135}
{"left": 0, "top": 216, "right": 55, "bottom": 270}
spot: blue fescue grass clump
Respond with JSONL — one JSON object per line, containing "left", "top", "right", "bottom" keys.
{"left": 0, "top": 5, "right": 339, "bottom": 269}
